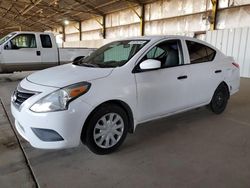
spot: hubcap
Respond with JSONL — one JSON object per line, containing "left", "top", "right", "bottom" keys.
{"left": 93, "top": 113, "right": 124, "bottom": 149}
{"left": 215, "top": 92, "right": 224, "bottom": 108}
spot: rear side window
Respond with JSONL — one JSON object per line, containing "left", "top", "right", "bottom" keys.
{"left": 40, "top": 35, "right": 52, "bottom": 48}
{"left": 186, "top": 40, "right": 216, "bottom": 64}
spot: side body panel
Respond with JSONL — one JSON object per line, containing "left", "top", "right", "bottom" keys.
{"left": 1, "top": 33, "right": 42, "bottom": 72}
{"left": 182, "top": 38, "right": 230, "bottom": 106}
{"left": 39, "top": 33, "right": 59, "bottom": 66}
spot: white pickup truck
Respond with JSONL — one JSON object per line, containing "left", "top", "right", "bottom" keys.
{"left": 0, "top": 32, "right": 95, "bottom": 73}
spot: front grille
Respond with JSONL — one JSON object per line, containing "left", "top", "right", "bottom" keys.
{"left": 12, "top": 86, "right": 36, "bottom": 108}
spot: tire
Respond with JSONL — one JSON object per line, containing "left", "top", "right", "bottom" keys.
{"left": 85, "top": 104, "right": 128, "bottom": 155}
{"left": 209, "top": 84, "right": 229, "bottom": 114}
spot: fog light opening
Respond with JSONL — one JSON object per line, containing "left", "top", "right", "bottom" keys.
{"left": 31, "top": 128, "right": 64, "bottom": 142}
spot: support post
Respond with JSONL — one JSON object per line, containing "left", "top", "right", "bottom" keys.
{"left": 79, "top": 21, "right": 82, "bottom": 41}
{"left": 210, "top": 0, "right": 218, "bottom": 31}
{"left": 140, "top": 4, "right": 145, "bottom": 36}
{"left": 92, "top": 15, "right": 106, "bottom": 39}
{"left": 62, "top": 25, "right": 66, "bottom": 47}
{"left": 127, "top": 2, "right": 145, "bottom": 36}
{"left": 62, "top": 25, "right": 66, "bottom": 41}
{"left": 102, "top": 15, "right": 106, "bottom": 39}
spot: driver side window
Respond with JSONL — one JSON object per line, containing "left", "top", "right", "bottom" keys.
{"left": 9, "top": 34, "right": 37, "bottom": 49}
{"left": 146, "top": 47, "right": 165, "bottom": 59}
{"left": 142, "top": 40, "right": 183, "bottom": 68}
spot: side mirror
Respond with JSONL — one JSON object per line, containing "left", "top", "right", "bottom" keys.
{"left": 4, "top": 43, "right": 11, "bottom": 50}
{"left": 139, "top": 59, "right": 161, "bottom": 70}
{"left": 73, "top": 56, "right": 85, "bottom": 63}
{"left": 4, "top": 41, "right": 19, "bottom": 50}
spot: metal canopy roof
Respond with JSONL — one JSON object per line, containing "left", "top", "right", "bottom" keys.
{"left": 0, "top": 0, "right": 153, "bottom": 36}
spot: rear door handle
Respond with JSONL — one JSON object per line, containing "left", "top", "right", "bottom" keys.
{"left": 177, "top": 75, "right": 188, "bottom": 80}
{"left": 215, "top": 70, "right": 222, "bottom": 73}
{"left": 36, "top": 51, "right": 41, "bottom": 56}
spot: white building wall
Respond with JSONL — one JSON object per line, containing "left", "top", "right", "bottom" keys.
{"left": 143, "top": 0, "right": 212, "bottom": 35}
{"left": 145, "top": 14, "right": 209, "bottom": 35}
{"left": 106, "top": 7, "right": 141, "bottom": 27}
{"left": 145, "top": 0, "right": 211, "bottom": 20}
{"left": 62, "top": 0, "right": 250, "bottom": 49}
{"left": 106, "top": 24, "right": 140, "bottom": 39}
{"left": 81, "top": 17, "right": 103, "bottom": 40}
{"left": 65, "top": 22, "right": 79, "bottom": 42}
{"left": 217, "top": 6, "right": 250, "bottom": 30}
{"left": 105, "top": 6, "right": 141, "bottom": 39}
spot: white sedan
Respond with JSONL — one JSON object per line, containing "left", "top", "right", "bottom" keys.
{"left": 11, "top": 36, "right": 240, "bottom": 154}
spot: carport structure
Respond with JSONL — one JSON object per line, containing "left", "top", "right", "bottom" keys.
{"left": 1, "top": 1, "right": 250, "bottom": 77}
{"left": 0, "top": 0, "right": 154, "bottom": 36}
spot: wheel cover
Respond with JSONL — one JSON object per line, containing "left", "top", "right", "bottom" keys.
{"left": 214, "top": 91, "right": 224, "bottom": 108}
{"left": 93, "top": 113, "right": 124, "bottom": 149}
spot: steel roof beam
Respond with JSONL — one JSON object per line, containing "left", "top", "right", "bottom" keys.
{"left": 74, "top": 0, "right": 104, "bottom": 16}
{"left": 0, "top": 6, "right": 52, "bottom": 30}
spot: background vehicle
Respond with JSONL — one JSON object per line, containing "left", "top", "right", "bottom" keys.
{"left": 0, "top": 32, "right": 95, "bottom": 73}
{"left": 11, "top": 36, "right": 240, "bottom": 154}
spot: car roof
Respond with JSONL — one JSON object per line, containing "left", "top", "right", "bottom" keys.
{"left": 124, "top": 35, "right": 195, "bottom": 41}
{"left": 11, "top": 31, "right": 53, "bottom": 35}
{"left": 122, "top": 35, "right": 219, "bottom": 52}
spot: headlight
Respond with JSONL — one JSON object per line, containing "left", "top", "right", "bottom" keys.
{"left": 30, "top": 82, "right": 91, "bottom": 113}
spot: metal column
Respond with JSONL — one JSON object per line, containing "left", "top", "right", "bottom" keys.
{"left": 79, "top": 21, "right": 82, "bottom": 41}
{"left": 102, "top": 15, "right": 106, "bottom": 39}
{"left": 210, "top": 0, "right": 218, "bottom": 30}
{"left": 140, "top": 4, "right": 145, "bottom": 36}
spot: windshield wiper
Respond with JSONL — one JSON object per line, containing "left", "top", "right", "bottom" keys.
{"left": 79, "top": 63, "right": 99, "bottom": 68}
{"left": 96, "top": 64, "right": 117, "bottom": 68}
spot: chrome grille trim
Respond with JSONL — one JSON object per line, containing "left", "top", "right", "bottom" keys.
{"left": 12, "top": 85, "right": 39, "bottom": 109}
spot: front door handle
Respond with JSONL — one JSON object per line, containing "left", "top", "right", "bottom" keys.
{"left": 215, "top": 70, "right": 222, "bottom": 73}
{"left": 36, "top": 51, "right": 41, "bottom": 56}
{"left": 177, "top": 75, "right": 188, "bottom": 80}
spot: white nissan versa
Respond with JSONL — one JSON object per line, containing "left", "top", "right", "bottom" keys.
{"left": 11, "top": 36, "right": 240, "bottom": 154}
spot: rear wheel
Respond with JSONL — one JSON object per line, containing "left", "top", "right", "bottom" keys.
{"left": 209, "top": 84, "right": 229, "bottom": 114}
{"left": 85, "top": 104, "right": 128, "bottom": 155}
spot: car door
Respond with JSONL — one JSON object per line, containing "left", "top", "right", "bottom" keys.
{"left": 184, "top": 40, "right": 222, "bottom": 106}
{"left": 40, "top": 34, "right": 58, "bottom": 67}
{"left": 134, "top": 39, "right": 191, "bottom": 122}
{"left": 2, "top": 34, "right": 41, "bottom": 71}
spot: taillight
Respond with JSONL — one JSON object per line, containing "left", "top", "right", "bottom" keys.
{"left": 232, "top": 62, "right": 239, "bottom": 68}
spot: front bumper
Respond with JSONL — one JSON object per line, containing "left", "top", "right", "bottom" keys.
{"left": 11, "top": 79, "right": 93, "bottom": 149}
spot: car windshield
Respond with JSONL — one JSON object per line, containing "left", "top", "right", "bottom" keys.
{"left": 74, "top": 40, "right": 149, "bottom": 68}
{"left": 0, "top": 33, "right": 16, "bottom": 45}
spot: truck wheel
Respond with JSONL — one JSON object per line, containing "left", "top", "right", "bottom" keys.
{"left": 209, "top": 84, "right": 229, "bottom": 114}
{"left": 85, "top": 104, "right": 128, "bottom": 155}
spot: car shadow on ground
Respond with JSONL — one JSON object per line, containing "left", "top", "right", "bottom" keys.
{"left": 26, "top": 107, "right": 215, "bottom": 162}
{"left": 121, "top": 107, "right": 215, "bottom": 150}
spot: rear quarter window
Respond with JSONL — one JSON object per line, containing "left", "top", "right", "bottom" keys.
{"left": 40, "top": 35, "right": 52, "bottom": 48}
{"left": 186, "top": 40, "right": 216, "bottom": 64}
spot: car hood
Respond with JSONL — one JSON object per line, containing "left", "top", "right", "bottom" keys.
{"left": 27, "top": 64, "right": 113, "bottom": 88}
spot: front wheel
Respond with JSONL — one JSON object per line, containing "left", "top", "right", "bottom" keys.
{"left": 209, "top": 84, "right": 229, "bottom": 114}
{"left": 85, "top": 104, "right": 128, "bottom": 155}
